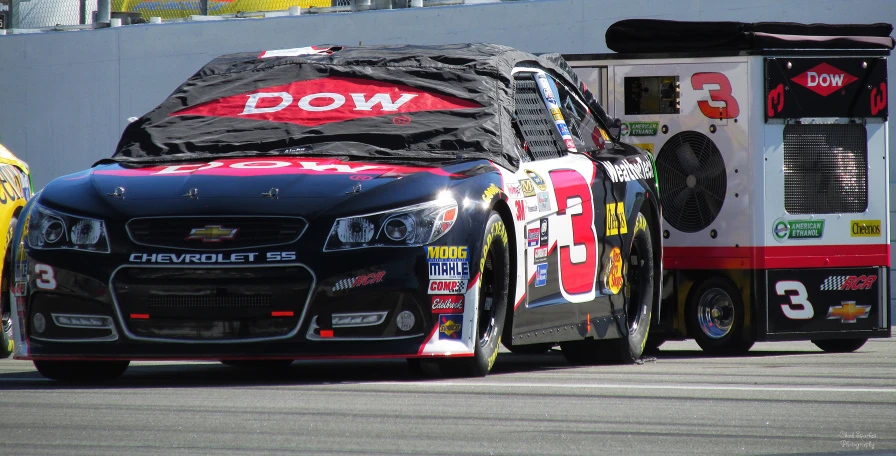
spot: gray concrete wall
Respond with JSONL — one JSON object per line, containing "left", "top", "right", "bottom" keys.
{"left": 0, "top": 0, "right": 894, "bottom": 316}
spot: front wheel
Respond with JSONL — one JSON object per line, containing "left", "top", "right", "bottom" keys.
{"left": 33, "top": 360, "right": 130, "bottom": 382}
{"left": 438, "top": 212, "right": 509, "bottom": 377}
{"left": 811, "top": 338, "right": 867, "bottom": 353}
{"left": 561, "top": 211, "right": 654, "bottom": 365}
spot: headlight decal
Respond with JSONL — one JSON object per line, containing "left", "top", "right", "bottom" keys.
{"left": 324, "top": 196, "right": 458, "bottom": 251}
{"left": 26, "top": 203, "right": 110, "bottom": 253}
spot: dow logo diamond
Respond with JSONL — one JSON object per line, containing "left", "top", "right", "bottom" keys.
{"left": 790, "top": 63, "right": 858, "bottom": 97}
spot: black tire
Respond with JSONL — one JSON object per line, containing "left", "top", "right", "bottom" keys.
{"left": 503, "top": 341, "right": 554, "bottom": 355}
{"left": 811, "top": 338, "right": 868, "bottom": 353}
{"left": 33, "top": 360, "right": 130, "bottom": 382}
{"left": 560, "top": 211, "right": 655, "bottom": 365}
{"left": 220, "top": 360, "right": 294, "bottom": 369}
{"left": 686, "top": 276, "right": 754, "bottom": 355}
{"left": 438, "top": 212, "right": 509, "bottom": 377}
{"left": 0, "top": 214, "right": 18, "bottom": 359}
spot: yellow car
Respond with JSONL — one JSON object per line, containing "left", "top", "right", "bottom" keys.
{"left": 0, "top": 143, "right": 32, "bottom": 358}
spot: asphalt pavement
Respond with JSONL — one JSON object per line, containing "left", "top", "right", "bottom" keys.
{"left": 0, "top": 339, "right": 894, "bottom": 456}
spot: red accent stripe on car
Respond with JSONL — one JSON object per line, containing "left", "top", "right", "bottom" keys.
{"left": 129, "top": 314, "right": 150, "bottom": 319}
{"left": 663, "top": 244, "right": 890, "bottom": 270}
{"left": 271, "top": 311, "right": 294, "bottom": 317}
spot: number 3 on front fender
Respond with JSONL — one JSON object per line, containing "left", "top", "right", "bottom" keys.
{"left": 548, "top": 169, "right": 597, "bottom": 303}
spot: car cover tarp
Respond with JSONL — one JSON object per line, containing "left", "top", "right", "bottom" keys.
{"left": 606, "top": 19, "right": 895, "bottom": 53}
{"left": 112, "top": 43, "right": 608, "bottom": 171}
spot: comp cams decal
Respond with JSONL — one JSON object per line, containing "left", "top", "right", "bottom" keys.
{"left": 598, "top": 156, "right": 654, "bottom": 183}
{"left": 428, "top": 280, "right": 467, "bottom": 295}
{"left": 427, "top": 246, "right": 470, "bottom": 280}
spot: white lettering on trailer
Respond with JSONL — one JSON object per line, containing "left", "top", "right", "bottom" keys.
{"left": 807, "top": 72, "right": 846, "bottom": 88}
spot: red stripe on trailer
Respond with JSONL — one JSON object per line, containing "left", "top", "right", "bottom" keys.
{"left": 663, "top": 244, "right": 890, "bottom": 270}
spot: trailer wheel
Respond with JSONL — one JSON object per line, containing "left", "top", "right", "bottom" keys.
{"left": 686, "top": 276, "right": 754, "bottom": 355}
{"left": 811, "top": 338, "right": 867, "bottom": 353}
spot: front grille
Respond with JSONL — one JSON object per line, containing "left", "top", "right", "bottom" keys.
{"left": 127, "top": 216, "right": 306, "bottom": 250}
{"left": 111, "top": 266, "right": 313, "bottom": 341}
{"left": 784, "top": 123, "right": 868, "bottom": 214}
{"left": 147, "top": 294, "right": 272, "bottom": 310}
{"left": 514, "top": 76, "right": 566, "bottom": 160}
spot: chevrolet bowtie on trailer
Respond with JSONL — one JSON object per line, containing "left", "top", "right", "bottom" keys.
{"left": 564, "top": 20, "right": 894, "bottom": 355}
{"left": 9, "top": 44, "right": 662, "bottom": 381}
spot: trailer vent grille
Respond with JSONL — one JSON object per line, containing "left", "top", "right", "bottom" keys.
{"left": 514, "top": 76, "right": 566, "bottom": 160}
{"left": 784, "top": 124, "right": 868, "bottom": 214}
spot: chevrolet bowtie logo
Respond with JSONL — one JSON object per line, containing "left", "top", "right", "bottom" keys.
{"left": 826, "top": 301, "right": 871, "bottom": 323}
{"left": 186, "top": 225, "right": 239, "bottom": 243}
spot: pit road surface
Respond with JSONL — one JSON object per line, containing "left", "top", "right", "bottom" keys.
{"left": 0, "top": 339, "right": 894, "bottom": 456}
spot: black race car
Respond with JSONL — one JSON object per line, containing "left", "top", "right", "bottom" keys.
{"left": 10, "top": 44, "right": 661, "bottom": 381}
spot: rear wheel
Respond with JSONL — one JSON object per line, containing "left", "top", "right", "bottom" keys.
{"left": 686, "top": 276, "right": 754, "bottom": 355}
{"left": 33, "top": 360, "right": 129, "bottom": 382}
{"left": 438, "top": 212, "right": 509, "bottom": 377}
{"left": 561, "top": 211, "right": 654, "bottom": 365}
{"left": 812, "top": 338, "right": 867, "bottom": 353}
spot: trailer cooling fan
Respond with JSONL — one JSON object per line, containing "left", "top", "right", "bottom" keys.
{"left": 656, "top": 131, "right": 727, "bottom": 233}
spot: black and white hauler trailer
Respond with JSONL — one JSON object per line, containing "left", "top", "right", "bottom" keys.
{"left": 564, "top": 20, "right": 894, "bottom": 354}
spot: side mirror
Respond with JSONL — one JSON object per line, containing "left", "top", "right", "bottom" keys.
{"left": 608, "top": 118, "right": 623, "bottom": 141}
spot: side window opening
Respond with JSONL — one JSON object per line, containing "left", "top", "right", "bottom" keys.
{"left": 512, "top": 74, "right": 566, "bottom": 161}
{"left": 552, "top": 77, "right": 610, "bottom": 153}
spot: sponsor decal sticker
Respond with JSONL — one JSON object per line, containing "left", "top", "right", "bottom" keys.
{"left": 539, "top": 217, "right": 549, "bottom": 246}
{"left": 826, "top": 301, "right": 871, "bottom": 323}
{"left": 773, "top": 218, "right": 824, "bottom": 242}
{"left": 535, "top": 263, "right": 548, "bottom": 287}
{"left": 563, "top": 138, "right": 576, "bottom": 150}
{"left": 519, "top": 179, "right": 536, "bottom": 197}
{"left": 431, "top": 295, "right": 465, "bottom": 314}
{"left": 427, "top": 246, "right": 470, "bottom": 279}
{"left": 558, "top": 123, "right": 570, "bottom": 137}
{"left": 598, "top": 156, "right": 654, "bottom": 183}
{"left": 534, "top": 246, "right": 548, "bottom": 263}
{"left": 526, "top": 170, "right": 547, "bottom": 191}
{"left": 171, "top": 76, "right": 481, "bottom": 127}
{"left": 481, "top": 183, "right": 501, "bottom": 203}
{"left": 605, "top": 202, "right": 627, "bottom": 236}
{"left": 550, "top": 107, "right": 563, "bottom": 121}
{"left": 438, "top": 315, "right": 463, "bottom": 340}
{"left": 332, "top": 271, "right": 386, "bottom": 292}
{"left": 514, "top": 199, "right": 526, "bottom": 221}
{"left": 259, "top": 45, "right": 340, "bottom": 58}
{"left": 506, "top": 182, "right": 523, "bottom": 199}
{"left": 537, "top": 192, "right": 552, "bottom": 212}
{"left": 186, "top": 225, "right": 238, "bottom": 243}
{"left": 632, "top": 143, "right": 654, "bottom": 155}
{"left": 820, "top": 275, "right": 876, "bottom": 291}
{"left": 527, "top": 228, "right": 540, "bottom": 247}
{"left": 622, "top": 121, "right": 659, "bottom": 137}
{"left": 850, "top": 220, "right": 881, "bottom": 237}
{"left": 607, "top": 247, "right": 623, "bottom": 294}
{"left": 429, "top": 280, "right": 468, "bottom": 295}
{"left": 790, "top": 62, "right": 858, "bottom": 97}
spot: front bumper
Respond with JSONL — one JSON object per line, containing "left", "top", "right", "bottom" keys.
{"left": 12, "top": 246, "right": 479, "bottom": 360}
